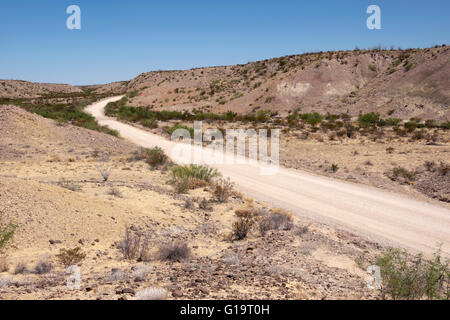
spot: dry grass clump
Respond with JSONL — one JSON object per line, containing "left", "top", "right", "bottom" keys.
{"left": 57, "top": 178, "right": 81, "bottom": 192}
{"left": 0, "top": 257, "right": 9, "bottom": 273}
{"left": 212, "top": 178, "right": 235, "bottom": 203}
{"left": 108, "top": 187, "right": 123, "bottom": 198}
{"left": 33, "top": 259, "right": 53, "bottom": 274}
{"left": 117, "top": 227, "right": 151, "bottom": 261}
{"left": 13, "top": 262, "right": 28, "bottom": 275}
{"left": 258, "top": 208, "right": 294, "bottom": 236}
{"left": 158, "top": 241, "right": 191, "bottom": 262}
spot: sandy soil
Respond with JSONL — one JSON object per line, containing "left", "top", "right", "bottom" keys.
{"left": 0, "top": 104, "right": 385, "bottom": 300}
{"left": 87, "top": 97, "right": 450, "bottom": 257}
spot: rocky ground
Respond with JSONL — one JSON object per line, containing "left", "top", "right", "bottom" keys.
{"left": 0, "top": 105, "right": 385, "bottom": 300}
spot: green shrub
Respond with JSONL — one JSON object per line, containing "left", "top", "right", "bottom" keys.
{"left": 376, "top": 248, "right": 449, "bottom": 300}
{"left": 301, "top": 113, "right": 324, "bottom": 125}
{"left": 171, "top": 164, "right": 219, "bottom": 182}
{"left": 143, "top": 147, "right": 168, "bottom": 169}
{"left": 392, "top": 167, "right": 416, "bottom": 182}
{"left": 404, "top": 121, "right": 418, "bottom": 133}
{"left": 0, "top": 221, "right": 17, "bottom": 252}
{"left": 358, "top": 113, "right": 380, "bottom": 128}
{"left": 368, "top": 64, "right": 378, "bottom": 72}
{"left": 440, "top": 122, "right": 450, "bottom": 130}
{"left": 56, "top": 247, "right": 86, "bottom": 267}
{"left": 386, "top": 118, "right": 402, "bottom": 126}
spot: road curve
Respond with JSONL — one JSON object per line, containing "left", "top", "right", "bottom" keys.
{"left": 86, "top": 96, "right": 450, "bottom": 256}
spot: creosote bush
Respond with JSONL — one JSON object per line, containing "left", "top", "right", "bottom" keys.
{"left": 258, "top": 208, "right": 294, "bottom": 236}
{"left": 56, "top": 247, "right": 86, "bottom": 267}
{"left": 376, "top": 248, "right": 449, "bottom": 300}
{"left": 144, "top": 146, "right": 168, "bottom": 169}
{"left": 232, "top": 204, "right": 259, "bottom": 240}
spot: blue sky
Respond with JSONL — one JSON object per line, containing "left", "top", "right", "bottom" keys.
{"left": 1, "top": 0, "right": 449, "bottom": 85}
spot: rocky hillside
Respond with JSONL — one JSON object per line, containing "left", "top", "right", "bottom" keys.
{"left": 112, "top": 45, "right": 450, "bottom": 121}
{"left": 0, "top": 80, "right": 83, "bottom": 99}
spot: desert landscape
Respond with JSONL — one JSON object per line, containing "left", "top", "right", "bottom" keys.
{"left": 1, "top": 46, "right": 449, "bottom": 300}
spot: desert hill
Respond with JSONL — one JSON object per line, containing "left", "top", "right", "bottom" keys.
{"left": 2, "top": 46, "right": 449, "bottom": 121}
{"left": 109, "top": 46, "right": 449, "bottom": 121}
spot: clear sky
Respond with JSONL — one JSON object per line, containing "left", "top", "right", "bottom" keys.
{"left": 1, "top": 0, "right": 449, "bottom": 85}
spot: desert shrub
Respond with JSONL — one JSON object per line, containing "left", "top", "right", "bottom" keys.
{"left": 33, "top": 259, "right": 53, "bottom": 274}
{"left": 386, "top": 118, "right": 402, "bottom": 126}
{"left": 440, "top": 122, "right": 450, "bottom": 130}
{"left": 376, "top": 248, "right": 449, "bottom": 300}
{"left": 404, "top": 61, "right": 414, "bottom": 72}
{"left": 386, "top": 147, "right": 395, "bottom": 154}
{"left": 438, "top": 162, "right": 449, "bottom": 176}
{"left": 259, "top": 208, "right": 294, "bottom": 236}
{"left": 368, "top": 64, "right": 378, "bottom": 72}
{"left": 117, "top": 227, "right": 150, "bottom": 261}
{"left": 96, "top": 164, "right": 111, "bottom": 182}
{"left": 167, "top": 124, "right": 194, "bottom": 137}
{"left": 108, "top": 187, "right": 123, "bottom": 198}
{"left": 391, "top": 167, "right": 416, "bottom": 183}
{"left": 232, "top": 205, "right": 258, "bottom": 240}
{"left": 135, "top": 287, "right": 168, "bottom": 300}
{"left": 424, "top": 161, "right": 436, "bottom": 172}
{"left": 301, "top": 113, "right": 324, "bottom": 125}
{"left": 173, "top": 177, "right": 190, "bottom": 194}
{"left": 140, "top": 119, "right": 158, "bottom": 129}
{"left": 143, "top": 146, "right": 168, "bottom": 169}
{"left": 393, "top": 126, "right": 407, "bottom": 136}
{"left": 56, "top": 247, "right": 86, "bottom": 267}
{"left": 358, "top": 113, "right": 380, "bottom": 128}
{"left": 404, "top": 121, "right": 418, "bottom": 133}
{"left": 171, "top": 164, "right": 220, "bottom": 187}
{"left": 212, "top": 178, "right": 235, "bottom": 203}
{"left": 57, "top": 178, "right": 81, "bottom": 192}
{"left": 331, "top": 163, "right": 339, "bottom": 173}
{"left": 425, "top": 120, "right": 437, "bottom": 128}
{"left": 0, "top": 257, "right": 9, "bottom": 273}
{"left": 14, "top": 262, "right": 28, "bottom": 275}
{"left": 198, "top": 198, "right": 213, "bottom": 211}
{"left": 0, "top": 221, "right": 16, "bottom": 252}
{"left": 158, "top": 242, "right": 191, "bottom": 262}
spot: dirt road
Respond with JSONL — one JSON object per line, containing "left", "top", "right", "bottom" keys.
{"left": 86, "top": 97, "right": 450, "bottom": 256}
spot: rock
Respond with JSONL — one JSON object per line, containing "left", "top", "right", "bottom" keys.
{"left": 199, "top": 287, "right": 209, "bottom": 295}
{"left": 172, "top": 290, "right": 183, "bottom": 298}
{"left": 121, "top": 288, "right": 135, "bottom": 294}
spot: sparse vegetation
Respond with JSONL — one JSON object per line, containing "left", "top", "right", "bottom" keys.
{"left": 158, "top": 242, "right": 191, "bottom": 262}
{"left": 0, "top": 221, "right": 17, "bottom": 253}
{"left": 212, "top": 178, "right": 235, "bottom": 203}
{"left": 56, "top": 247, "right": 86, "bottom": 267}
{"left": 117, "top": 227, "right": 150, "bottom": 261}
{"left": 376, "top": 248, "right": 449, "bottom": 300}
